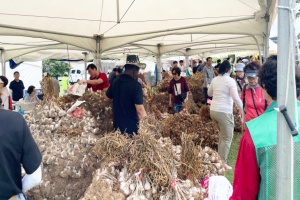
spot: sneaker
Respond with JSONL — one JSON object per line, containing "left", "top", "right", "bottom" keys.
{"left": 224, "top": 164, "right": 232, "bottom": 171}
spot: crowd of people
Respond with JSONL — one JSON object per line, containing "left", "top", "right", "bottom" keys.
{"left": 0, "top": 72, "right": 62, "bottom": 110}
{"left": 1, "top": 53, "right": 300, "bottom": 199}
{"left": 168, "top": 56, "right": 272, "bottom": 164}
{"left": 167, "top": 55, "right": 300, "bottom": 198}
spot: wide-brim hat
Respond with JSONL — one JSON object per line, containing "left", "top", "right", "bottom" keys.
{"left": 245, "top": 69, "right": 258, "bottom": 78}
{"left": 122, "top": 55, "right": 146, "bottom": 69}
{"left": 235, "top": 63, "right": 245, "bottom": 72}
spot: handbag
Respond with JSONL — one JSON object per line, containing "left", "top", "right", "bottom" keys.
{"left": 174, "top": 80, "right": 186, "bottom": 103}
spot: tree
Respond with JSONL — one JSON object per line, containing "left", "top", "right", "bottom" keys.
{"left": 42, "top": 60, "right": 71, "bottom": 79}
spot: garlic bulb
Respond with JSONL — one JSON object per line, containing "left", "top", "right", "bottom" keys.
{"left": 144, "top": 180, "right": 151, "bottom": 190}
{"left": 129, "top": 183, "right": 136, "bottom": 191}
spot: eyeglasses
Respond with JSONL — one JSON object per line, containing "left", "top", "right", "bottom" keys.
{"left": 172, "top": 73, "right": 177, "bottom": 75}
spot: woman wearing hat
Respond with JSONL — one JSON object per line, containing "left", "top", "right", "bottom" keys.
{"left": 0, "top": 76, "right": 13, "bottom": 110}
{"left": 234, "top": 63, "right": 248, "bottom": 96}
{"left": 241, "top": 62, "right": 267, "bottom": 125}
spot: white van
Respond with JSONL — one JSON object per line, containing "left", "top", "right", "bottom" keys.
{"left": 68, "top": 68, "right": 90, "bottom": 85}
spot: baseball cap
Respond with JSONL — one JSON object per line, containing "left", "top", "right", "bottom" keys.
{"left": 235, "top": 63, "right": 245, "bottom": 72}
{"left": 245, "top": 69, "right": 258, "bottom": 78}
{"left": 242, "top": 59, "right": 249, "bottom": 63}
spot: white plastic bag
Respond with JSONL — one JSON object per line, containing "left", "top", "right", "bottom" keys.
{"left": 208, "top": 176, "right": 233, "bottom": 200}
{"left": 67, "top": 100, "right": 86, "bottom": 114}
{"left": 68, "top": 82, "right": 87, "bottom": 96}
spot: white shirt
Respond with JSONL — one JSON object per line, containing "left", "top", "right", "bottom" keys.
{"left": 208, "top": 74, "right": 243, "bottom": 114}
{"left": 0, "top": 87, "right": 11, "bottom": 110}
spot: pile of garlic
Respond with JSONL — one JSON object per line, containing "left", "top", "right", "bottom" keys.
{"left": 24, "top": 102, "right": 101, "bottom": 135}
{"left": 81, "top": 164, "right": 207, "bottom": 200}
{"left": 25, "top": 102, "right": 102, "bottom": 200}
{"left": 159, "top": 137, "right": 226, "bottom": 179}
{"left": 82, "top": 136, "right": 209, "bottom": 200}
{"left": 199, "top": 146, "right": 226, "bottom": 177}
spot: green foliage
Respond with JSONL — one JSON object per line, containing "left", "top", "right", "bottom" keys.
{"left": 226, "top": 133, "right": 242, "bottom": 183}
{"left": 42, "top": 60, "right": 71, "bottom": 79}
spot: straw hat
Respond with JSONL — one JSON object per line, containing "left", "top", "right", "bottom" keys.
{"left": 122, "top": 55, "right": 147, "bottom": 69}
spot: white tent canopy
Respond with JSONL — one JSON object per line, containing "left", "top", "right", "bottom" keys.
{"left": 0, "top": 0, "right": 277, "bottom": 63}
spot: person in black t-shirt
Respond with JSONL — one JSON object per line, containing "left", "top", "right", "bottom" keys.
{"left": 192, "top": 60, "right": 198, "bottom": 74}
{"left": 106, "top": 55, "right": 147, "bottom": 136}
{"left": 214, "top": 59, "right": 221, "bottom": 72}
{"left": 9, "top": 71, "right": 25, "bottom": 101}
{"left": 0, "top": 98, "right": 42, "bottom": 199}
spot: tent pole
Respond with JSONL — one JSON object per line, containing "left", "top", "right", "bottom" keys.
{"left": 276, "top": 0, "right": 296, "bottom": 199}
{"left": 94, "top": 35, "right": 102, "bottom": 71}
{"left": 264, "top": 0, "right": 272, "bottom": 61}
{"left": 252, "top": 36, "right": 263, "bottom": 64}
{"left": 0, "top": 49, "right": 5, "bottom": 76}
{"left": 116, "top": 0, "right": 120, "bottom": 23}
{"left": 185, "top": 55, "right": 189, "bottom": 75}
{"left": 82, "top": 52, "right": 88, "bottom": 80}
{"left": 156, "top": 44, "right": 162, "bottom": 82}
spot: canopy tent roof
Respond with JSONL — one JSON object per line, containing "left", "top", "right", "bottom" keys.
{"left": 0, "top": 0, "right": 277, "bottom": 62}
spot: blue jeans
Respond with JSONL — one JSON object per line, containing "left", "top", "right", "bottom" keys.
{"left": 174, "top": 102, "right": 183, "bottom": 113}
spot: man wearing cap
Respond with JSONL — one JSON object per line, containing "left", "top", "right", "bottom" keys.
{"left": 84, "top": 64, "right": 109, "bottom": 92}
{"left": 106, "top": 55, "right": 147, "bottom": 136}
{"left": 241, "top": 62, "right": 267, "bottom": 125}
{"left": 234, "top": 63, "right": 247, "bottom": 96}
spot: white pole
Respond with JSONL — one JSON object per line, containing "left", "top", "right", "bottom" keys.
{"left": 252, "top": 36, "right": 263, "bottom": 65}
{"left": 0, "top": 49, "right": 3, "bottom": 75}
{"left": 264, "top": 20, "right": 270, "bottom": 60}
{"left": 264, "top": 0, "right": 271, "bottom": 61}
{"left": 94, "top": 35, "right": 102, "bottom": 71}
{"left": 185, "top": 55, "right": 189, "bottom": 74}
{"left": 156, "top": 44, "right": 162, "bottom": 82}
{"left": 0, "top": 49, "right": 5, "bottom": 76}
{"left": 276, "top": 0, "right": 296, "bottom": 199}
{"left": 116, "top": 0, "right": 120, "bottom": 23}
{"left": 82, "top": 52, "right": 88, "bottom": 80}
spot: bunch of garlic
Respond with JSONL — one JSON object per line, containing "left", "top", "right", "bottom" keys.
{"left": 80, "top": 168, "right": 126, "bottom": 200}
{"left": 27, "top": 114, "right": 101, "bottom": 200}
{"left": 123, "top": 170, "right": 155, "bottom": 200}
{"left": 25, "top": 102, "right": 100, "bottom": 136}
{"left": 199, "top": 146, "right": 226, "bottom": 177}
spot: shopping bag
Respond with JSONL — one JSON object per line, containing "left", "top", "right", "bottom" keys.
{"left": 68, "top": 82, "right": 87, "bottom": 96}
